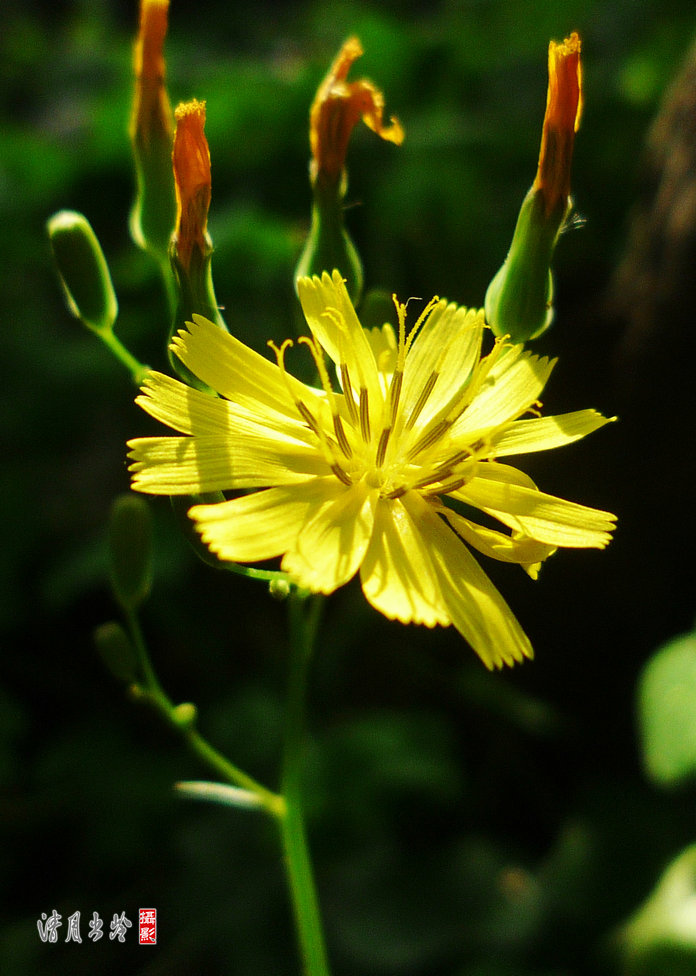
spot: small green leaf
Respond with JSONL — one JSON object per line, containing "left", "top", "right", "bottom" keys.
{"left": 638, "top": 631, "right": 696, "bottom": 786}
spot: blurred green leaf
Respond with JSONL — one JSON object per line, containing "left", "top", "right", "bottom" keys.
{"left": 619, "top": 844, "right": 696, "bottom": 976}
{"left": 638, "top": 631, "right": 696, "bottom": 786}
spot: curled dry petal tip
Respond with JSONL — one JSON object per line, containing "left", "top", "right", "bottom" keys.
{"left": 534, "top": 31, "right": 582, "bottom": 216}
{"left": 131, "top": 0, "right": 173, "bottom": 147}
{"left": 172, "top": 99, "right": 212, "bottom": 271}
{"left": 310, "top": 35, "right": 404, "bottom": 183}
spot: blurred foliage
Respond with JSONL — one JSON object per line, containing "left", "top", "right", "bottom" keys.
{"left": 3, "top": 1, "right": 696, "bottom": 974}
{"left": 638, "top": 630, "right": 696, "bottom": 788}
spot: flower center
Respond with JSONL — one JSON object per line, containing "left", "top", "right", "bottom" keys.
{"left": 271, "top": 297, "right": 501, "bottom": 501}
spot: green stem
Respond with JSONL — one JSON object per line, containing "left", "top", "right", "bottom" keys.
{"left": 279, "top": 591, "right": 330, "bottom": 976}
{"left": 98, "top": 330, "right": 149, "bottom": 386}
{"left": 157, "top": 254, "right": 178, "bottom": 321}
{"left": 125, "top": 607, "right": 283, "bottom": 817}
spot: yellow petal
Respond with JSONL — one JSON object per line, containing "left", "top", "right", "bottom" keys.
{"left": 189, "top": 480, "right": 336, "bottom": 562}
{"left": 399, "top": 303, "right": 484, "bottom": 431}
{"left": 491, "top": 409, "right": 614, "bottom": 457}
{"left": 442, "top": 507, "right": 556, "bottom": 576}
{"left": 281, "top": 479, "right": 378, "bottom": 593}
{"left": 171, "top": 314, "right": 324, "bottom": 419}
{"left": 452, "top": 348, "right": 556, "bottom": 438}
{"left": 456, "top": 461, "right": 616, "bottom": 548}
{"left": 297, "top": 271, "right": 384, "bottom": 429}
{"left": 360, "top": 497, "right": 450, "bottom": 628}
{"left": 127, "top": 428, "right": 330, "bottom": 494}
{"left": 402, "top": 492, "right": 534, "bottom": 669}
{"left": 135, "top": 370, "right": 316, "bottom": 442}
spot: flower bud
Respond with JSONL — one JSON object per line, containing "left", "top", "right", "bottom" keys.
{"left": 295, "top": 37, "right": 404, "bottom": 305}
{"left": 108, "top": 494, "right": 153, "bottom": 610}
{"left": 94, "top": 621, "right": 141, "bottom": 684}
{"left": 129, "top": 0, "right": 177, "bottom": 263}
{"left": 168, "top": 100, "right": 226, "bottom": 386}
{"left": 171, "top": 99, "right": 212, "bottom": 276}
{"left": 485, "top": 32, "right": 582, "bottom": 343}
{"left": 47, "top": 210, "right": 118, "bottom": 334}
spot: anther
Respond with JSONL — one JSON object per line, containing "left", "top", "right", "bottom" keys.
{"left": 330, "top": 463, "right": 353, "bottom": 486}
{"left": 387, "top": 368, "right": 403, "bottom": 428}
{"left": 406, "top": 417, "right": 452, "bottom": 459}
{"left": 333, "top": 414, "right": 353, "bottom": 458}
{"left": 340, "top": 363, "right": 359, "bottom": 424}
{"left": 359, "top": 387, "right": 371, "bottom": 442}
{"left": 405, "top": 371, "right": 438, "bottom": 431}
{"left": 375, "top": 426, "right": 392, "bottom": 468}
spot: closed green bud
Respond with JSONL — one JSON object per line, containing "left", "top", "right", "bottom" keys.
{"left": 294, "top": 176, "right": 364, "bottom": 307}
{"left": 168, "top": 100, "right": 226, "bottom": 388}
{"left": 47, "top": 210, "right": 118, "bottom": 334}
{"left": 172, "top": 702, "right": 197, "bottom": 728}
{"left": 129, "top": 0, "right": 177, "bottom": 264}
{"left": 108, "top": 494, "right": 153, "bottom": 610}
{"left": 295, "top": 37, "right": 403, "bottom": 307}
{"left": 484, "top": 187, "right": 563, "bottom": 343}
{"left": 486, "top": 33, "right": 582, "bottom": 343}
{"left": 94, "top": 621, "right": 141, "bottom": 683}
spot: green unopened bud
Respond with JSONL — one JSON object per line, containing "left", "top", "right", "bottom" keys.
{"left": 295, "top": 37, "right": 404, "bottom": 307}
{"left": 47, "top": 210, "right": 118, "bottom": 334}
{"left": 129, "top": 0, "right": 176, "bottom": 263}
{"left": 486, "top": 32, "right": 582, "bottom": 343}
{"left": 294, "top": 176, "right": 364, "bottom": 307}
{"left": 484, "top": 187, "right": 564, "bottom": 343}
{"left": 94, "top": 621, "right": 141, "bottom": 683}
{"left": 109, "top": 494, "right": 153, "bottom": 610}
{"left": 269, "top": 577, "right": 292, "bottom": 601}
{"left": 168, "top": 100, "right": 226, "bottom": 388}
{"left": 172, "top": 702, "right": 197, "bottom": 728}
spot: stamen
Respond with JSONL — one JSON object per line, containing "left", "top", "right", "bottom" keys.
{"left": 333, "top": 414, "right": 353, "bottom": 458}
{"left": 359, "top": 387, "right": 371, "bottom": 442}
{"left": 269, "top": 338, "right": 344, "bottom": 472}
{"left": 384, "top": 485, "right": 408, "bottom": 500}
{"left": 298, "top": 335, "right": 333, "bottom": 399}
{"left": 407, "top": 417, "right": 452, "bottom": 459}
{"left": 340, "top": 362, "right": 359, "bottom": 424}
{"left": 405, "top": 371, "right": 438, "bottom": 431}
{"left": 375, "top": 426, "right": 392, "bottom": 468}
{"left": 296, "top": 400, "right": 322, "bottom": 437}
{"left": 387, "top": 367, "right": 403, "bottom": 428}
{"left": 331, "top": 462, "right": 353, "bottom": 486}
{"left": 420, "top": 476, "right": 466, "bottom": 496}
{"left": 392, "top": 296, "right": 408, "bottom": 369}
{"left": 403, "top": 295, "right": 440, "bottom": 358}
{"left": 299, "top": 333, "right": 353, "bottom": 459}
{"left": 411, "top": 446, "right": 478, "bottom": 495}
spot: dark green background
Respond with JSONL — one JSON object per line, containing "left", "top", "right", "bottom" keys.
{"left": 2, "top": 0, "right": 696, "bottom": 973}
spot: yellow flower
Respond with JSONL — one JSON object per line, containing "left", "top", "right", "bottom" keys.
{"left": 128, "top": 271, "right": 615, "bottom": 669}
{"left": 310, "top": 36, "right": 404, "bottom": 185}
{"left": 172, "top": 99, "right": 212, "bottom": 273}
{"left": 534, "top": 32, "right": 582, "bottom": 218}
